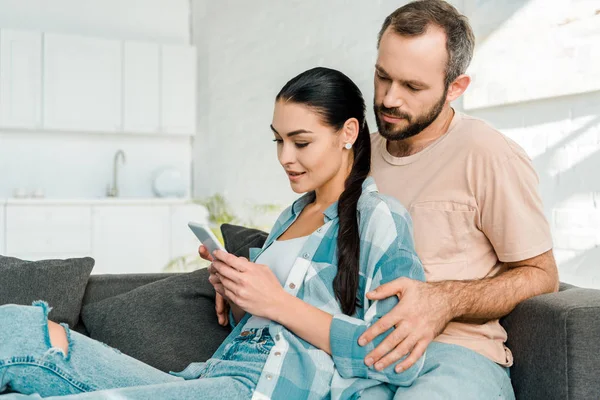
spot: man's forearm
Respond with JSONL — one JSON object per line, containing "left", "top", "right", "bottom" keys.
{"left": 440, "top": 253, "right": 559, "bottom": 322}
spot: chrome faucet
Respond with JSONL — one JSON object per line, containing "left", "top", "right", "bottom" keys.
{"left": 106, "top": 150, "right": 126, "bottom": 197}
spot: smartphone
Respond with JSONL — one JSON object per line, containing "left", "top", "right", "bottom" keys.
{"left": 188, "top": 222, "right": 227, "bottom": 254}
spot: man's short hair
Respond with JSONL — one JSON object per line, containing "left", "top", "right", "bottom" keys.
{"left": 378, "top": 0, "right": 475, "bottom": 87}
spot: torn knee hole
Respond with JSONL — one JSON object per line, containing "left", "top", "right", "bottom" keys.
{"left": 48, "top": 321, "right": 70, "bottom": 357}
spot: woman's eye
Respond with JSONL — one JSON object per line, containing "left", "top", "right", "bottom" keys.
{"left": 272, "top": 138, "right": 283, "bottom": 144}
{"left": 295, "top": 143, "right": 309, "bottom": 149}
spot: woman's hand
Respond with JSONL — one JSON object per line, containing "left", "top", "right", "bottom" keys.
{"left": 199, "top": 244, "right": 230, "bottom": 326}
{"left": 211, "top": 249, "right": 289, "bottom": 320}
{"left": 207, "top": 256, "right": 229, "bottom": 300}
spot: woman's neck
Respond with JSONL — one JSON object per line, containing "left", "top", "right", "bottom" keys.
{"left": 312, "top": 168, "right": 349, "bottom": 211}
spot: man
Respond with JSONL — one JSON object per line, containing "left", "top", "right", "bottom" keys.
{"left": 206, "top": 1, "right": 558, "bottom": 398}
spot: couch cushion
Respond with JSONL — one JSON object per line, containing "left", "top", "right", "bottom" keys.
{"left": 81, "top": 268, "right": 230, "bottom": 373}
{"left": 220, "top": 223, "right": 268, "bottom": 259}
{"left": 82, "top": 273, "right": 176, "bottom": 306}
{"left": 502, "top": 284, "right": 600, "bottom": 400}
{"left": 0, "top": 255, "right": 94, "bottom": 327}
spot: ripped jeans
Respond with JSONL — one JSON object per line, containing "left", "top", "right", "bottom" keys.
{"left": 0, "top": 303, "right": 273, "bottom": 399}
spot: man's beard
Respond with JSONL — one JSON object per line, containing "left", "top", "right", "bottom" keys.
{"left": 374, "top": 89, "right": 447, "bottom": 142}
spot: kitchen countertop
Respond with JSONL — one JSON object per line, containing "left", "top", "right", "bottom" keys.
{"left": 1, "top": 197, "right": 197, "bottom": 206}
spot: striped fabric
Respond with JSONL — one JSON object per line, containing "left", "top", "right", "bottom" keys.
{"left": 214, "top": 176, "right": 426, "bottom": 399}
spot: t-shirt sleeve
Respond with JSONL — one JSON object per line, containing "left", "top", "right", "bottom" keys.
{"left": 478, "top": 153, "right": 553, "bottom": 263}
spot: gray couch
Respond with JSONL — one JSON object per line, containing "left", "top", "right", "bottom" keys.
{"left": 75, "top": 274, "right": 600, "bottom": 400}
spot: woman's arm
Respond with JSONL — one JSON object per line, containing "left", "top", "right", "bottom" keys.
{"left": 213, "top": 243, "right": 426, "bottom": 386}
{"left": 271, "top": 293, "right": 333, "bottom": 354}
{"left": 269, "top": 249, "right": 423, "bottom": 384}
{"left": 327, "top": 248, "right": 423, "bottom": 382}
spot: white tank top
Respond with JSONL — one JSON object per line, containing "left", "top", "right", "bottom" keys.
{"left": 242, "top": 235, "right": 309, "bottom": 329}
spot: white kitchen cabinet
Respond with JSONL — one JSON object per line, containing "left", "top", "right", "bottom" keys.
{"left": 123, "top": 41, "right": 160, "bottom": 133}
{"left": 169, "top": 204, "right": 210, "bottom": 260}
{"left": 43, "top": 33, "right": 121, "bottom": 132}
{"left": 0, "top": 29, "right": 42, "bottom": 129}
{"left": 91, "top": 205, "right": 170, "bottom": 274}
{"left": 161, "top": 44, "right": 196, "bottom": 135}
{"left": 5, "top": 205, "right": 92, "bottom": 259}
{"left": 3, "top": 201, "right": 206, "bottom": 272}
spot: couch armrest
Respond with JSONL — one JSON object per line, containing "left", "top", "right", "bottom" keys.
{"left": 501, "top": 283, "right": 600, "bottom": 400}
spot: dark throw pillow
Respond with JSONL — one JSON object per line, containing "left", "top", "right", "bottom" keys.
{"left": 81, "top": 268, "right": 230, "bottom": 373}
{"left": 0, "top": 255, "right": 94, "bottom": 327}
{"left": 220, "top": 223, "right": 268, "bottom": 259}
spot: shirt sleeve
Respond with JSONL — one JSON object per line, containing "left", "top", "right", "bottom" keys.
{"left": 478, "top": 152, "right": 553, "bottom": 262}
{"left": 329, "top": 199, "right": 426, "bottom": 385}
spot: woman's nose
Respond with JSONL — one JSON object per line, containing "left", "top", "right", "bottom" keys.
{"left": 278, "top": 143, "right": 295, "bottom": 165}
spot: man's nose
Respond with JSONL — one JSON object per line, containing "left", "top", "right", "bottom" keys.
{"left": 382, "top": 83, "right": 405, "bottom": 109}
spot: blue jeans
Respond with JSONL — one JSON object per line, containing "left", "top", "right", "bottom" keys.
{"left": 0, "top": 303, "right": 273, "bottom": 399}
{"left": 360, "top": 342, "right": 515, "bottom": 400}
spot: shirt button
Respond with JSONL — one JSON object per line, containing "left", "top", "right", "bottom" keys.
{"left": 302, "top": 253, "right": 310, "bottom": 259}
{"left": 266, "top": 374, "right": 273, "bottom": 380}
{"left": 317, "top": 228, "right": 322, "bottom": 233}
{"left": 275, "top": 334, "right": 281, "bottom": 341}
{"left": 274, "top": 352, "right": 281, "bottom": 356}
{"left": 240, "top": 331, "right": 251, "bottom": 337}
{"left": 289, "top": 283, "right": 296, "bottom": 289}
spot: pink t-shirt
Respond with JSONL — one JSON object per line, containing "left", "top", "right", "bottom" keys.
{"left": 370, "top": 111, "right": 553, "bottom": 366}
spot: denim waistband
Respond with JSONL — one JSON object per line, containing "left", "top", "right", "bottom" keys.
{"left": 235, "top": 326, "right": 271, "bottom": 342}
{"left": 236, "top": 327, "right": 271, "bottom": 342}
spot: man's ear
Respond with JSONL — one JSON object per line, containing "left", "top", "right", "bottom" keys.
{"left": 446, "top": 74, "right": 471, "bottom": 102}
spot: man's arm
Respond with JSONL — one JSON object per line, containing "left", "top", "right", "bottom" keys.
{"left": 357, "top": 250, "right": 558, "bottom": 373}
{"left": 448, "top": 250, "right": 558, "bottom": 323}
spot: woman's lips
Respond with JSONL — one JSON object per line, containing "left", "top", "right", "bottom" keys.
{"left": 287, "top": 171, "right": 306, "bottom": 182}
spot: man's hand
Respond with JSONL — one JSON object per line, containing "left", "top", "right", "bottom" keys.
{"left": 359, "top": 278, "right": 454, "bottom": 373}
{"left": 199, "top": 245, "right": 230, "bottom": 326}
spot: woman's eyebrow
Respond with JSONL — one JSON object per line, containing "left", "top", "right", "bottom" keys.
{"left": 270, "top": 125, "right": 313, "bottom": 137}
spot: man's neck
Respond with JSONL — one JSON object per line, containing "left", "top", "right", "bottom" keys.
{"left": 387, "top": 106, "right": 455, "bottom": 158}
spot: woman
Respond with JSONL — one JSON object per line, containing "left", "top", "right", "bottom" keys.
{"left": 0, "top": 67, "right": 425, "bottom": 400}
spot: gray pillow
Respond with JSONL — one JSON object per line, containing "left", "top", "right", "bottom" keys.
{"left": 0, "top": 255, "right": 95, "bottom": 327}
{"left": 81, "top": 268, "right": 230, "bottom": 373}
{"left": 220, "top": 223, "right": 268, "bottom": 259}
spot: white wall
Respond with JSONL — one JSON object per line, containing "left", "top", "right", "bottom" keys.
{"left": 0, "top": 0, "right": 190, "bottom": 43}
{"left": 462, "top": 0, "right": 600, "bottom": 288}
{"left": 467, "top": 90, "right": 600, "bottom": 289}
{"left": 0, "top": 0, "right": 192, "bottom": 199}
{"left": 192, "top": 0, "right": 439, "bottom": 211}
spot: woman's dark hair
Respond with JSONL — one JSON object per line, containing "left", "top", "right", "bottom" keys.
{"left": 276, "top": 67, "right": 371, "bottom": 315}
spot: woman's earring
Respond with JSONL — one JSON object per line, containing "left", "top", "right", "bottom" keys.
{"left": 344, "top": 143, "right": 353, "bottom": 150}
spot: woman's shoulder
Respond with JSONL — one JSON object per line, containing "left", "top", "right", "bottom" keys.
{"left": 357, "top": 177, "right": 412, "bottom": 226}
{"left": 356, "top": 179, "right": 420, "bottom": 275}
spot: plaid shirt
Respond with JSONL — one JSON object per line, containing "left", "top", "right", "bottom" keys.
{"left": 215, "top": 177, "right": 426, "bottom": 400}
